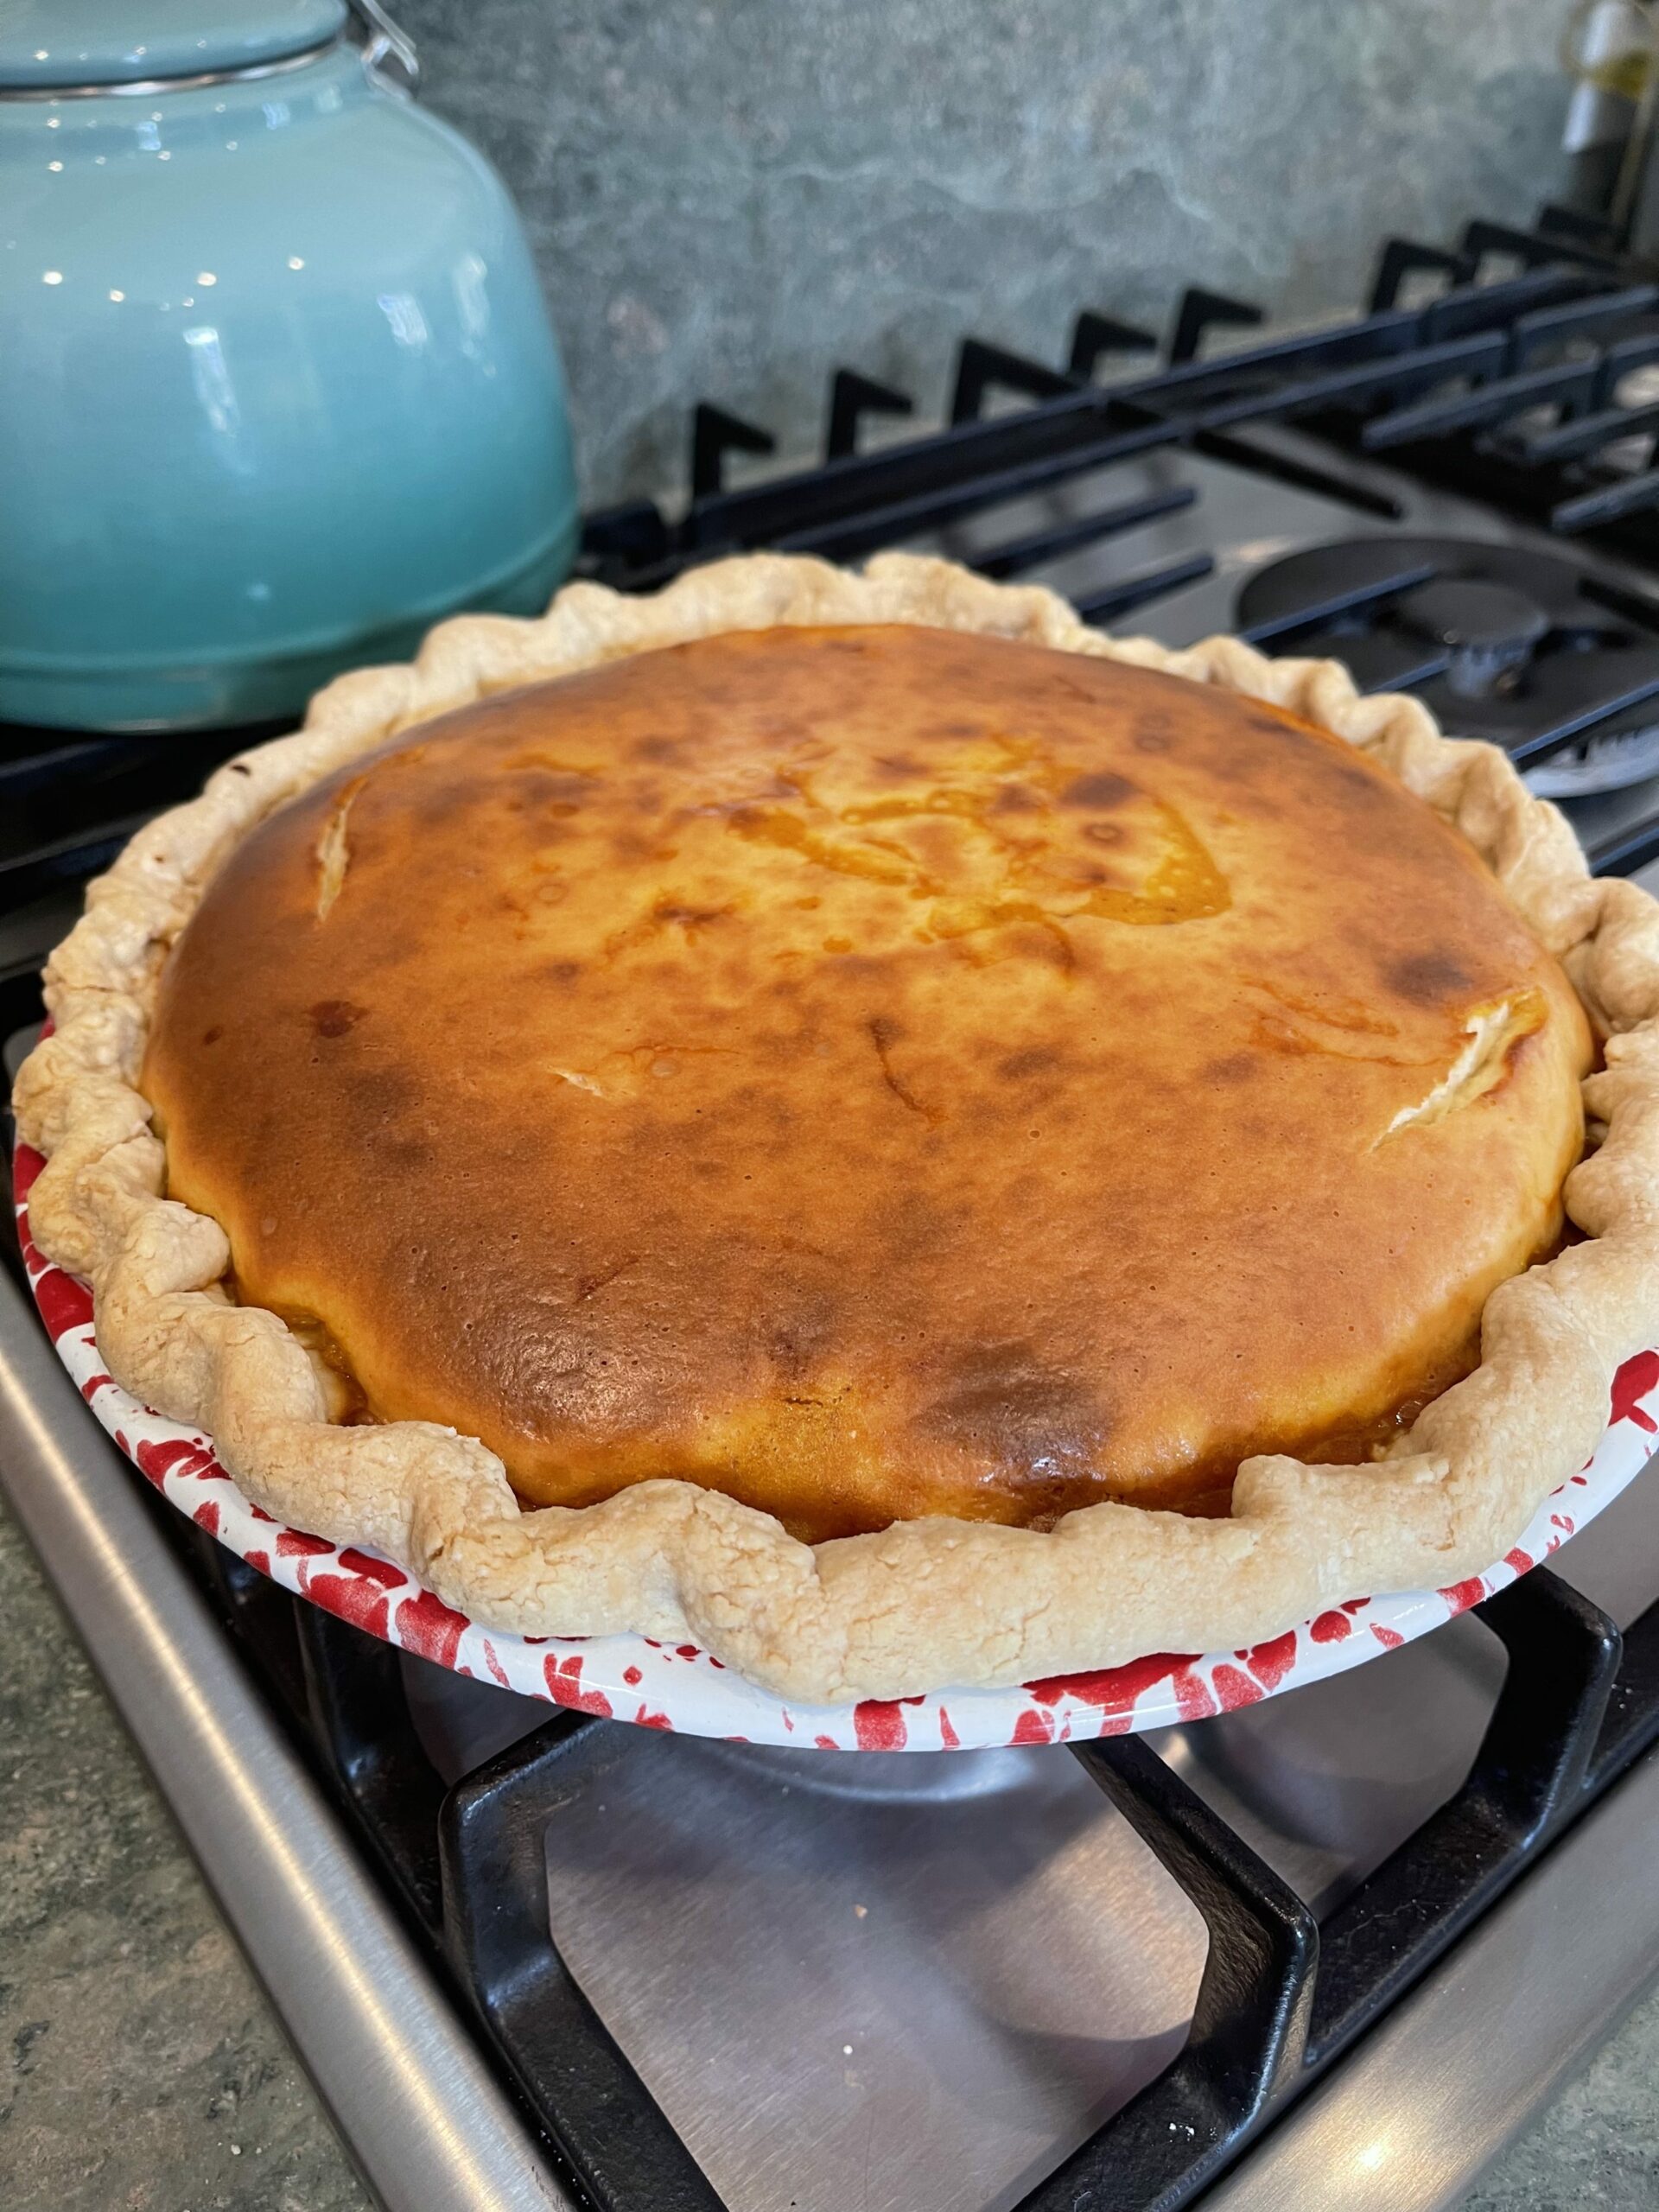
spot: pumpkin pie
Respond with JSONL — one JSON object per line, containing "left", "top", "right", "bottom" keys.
{"left": 17, "top": 553, "right": 1659, "bottom": 1700}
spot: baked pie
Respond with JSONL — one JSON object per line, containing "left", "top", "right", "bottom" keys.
{"left": 18, "top": 554, "right": 1659, "bottom": 1702}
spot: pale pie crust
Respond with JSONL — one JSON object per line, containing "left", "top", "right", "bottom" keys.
{"left": 16, "top": 552, "right": 1659, "bottom": 1702}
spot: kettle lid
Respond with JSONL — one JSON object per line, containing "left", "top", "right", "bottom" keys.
{"left": 0, "top": 0, "right": 349, "bottom": 90}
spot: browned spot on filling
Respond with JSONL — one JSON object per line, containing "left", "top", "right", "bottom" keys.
{"left": 1063, "top": 770, "right": 1137, "bottom": 809}
{"left": 1203, "top": 1052, "right": 1257, "bottom": 1085}
{"left": 309, "top": 999, "right": 367, "bottom": 1039}
{"left": 997, "top": 1045, "right": 1064, "bottom": 1080}
{"left": 1387, "top": 948, "right": 1478, "bottom": 1008}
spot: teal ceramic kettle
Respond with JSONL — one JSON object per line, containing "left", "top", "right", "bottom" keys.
{"left": 0, "top": 1, "right": 581, "bottom": 728}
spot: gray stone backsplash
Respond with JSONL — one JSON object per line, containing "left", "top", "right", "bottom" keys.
{"left": 394, "top": 3, "right": 1572, "bottom": 512}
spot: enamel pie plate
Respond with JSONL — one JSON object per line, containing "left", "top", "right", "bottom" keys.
{"left": 17, "top": 1141, "right": 1659, "bottom": 1751}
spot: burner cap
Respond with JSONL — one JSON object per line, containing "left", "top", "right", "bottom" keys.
{"left": 1395, "top": 578, "right": 1550, "bottom": 699}
{"left": 1232, "top": 535, "right": 1659, "bottom": 776}
{"left": 1395, "top": 578, "right": 1549, "bottom": 654}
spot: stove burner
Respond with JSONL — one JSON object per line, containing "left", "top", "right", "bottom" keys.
{"left": 1234, "top": 535, "right": 1659, "bottom": 780}
{"left": 1394, "top": 577, "right": 1549, "bottom": 698}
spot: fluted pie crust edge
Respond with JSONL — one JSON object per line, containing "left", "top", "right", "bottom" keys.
{"left": 17, "top": 552, "right": 1659, "bottom": 1703}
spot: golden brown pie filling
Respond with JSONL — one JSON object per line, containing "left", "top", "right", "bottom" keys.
{"left": 143, "top": 625, "right": 1592, "bottom": 1541}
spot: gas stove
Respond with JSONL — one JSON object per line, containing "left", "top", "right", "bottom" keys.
{"left": 8, "top": 206, "right": 1659, "bottom": 2212}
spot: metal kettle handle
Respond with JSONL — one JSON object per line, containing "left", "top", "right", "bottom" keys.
{"left": 349, "top": 0, "right": 420, "bottom": 92}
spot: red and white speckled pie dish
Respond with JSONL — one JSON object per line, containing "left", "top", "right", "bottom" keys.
{"left": 18, "top": 1140, "right": 1659, "bottom": 1752}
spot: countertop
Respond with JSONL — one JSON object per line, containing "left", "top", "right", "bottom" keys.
{"left": 3, "top": 1484, "right": 1658, "bottom": 2211}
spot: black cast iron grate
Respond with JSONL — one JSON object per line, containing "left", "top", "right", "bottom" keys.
{"left": 575, "top": 207, "right": 1659, "bottom": 584}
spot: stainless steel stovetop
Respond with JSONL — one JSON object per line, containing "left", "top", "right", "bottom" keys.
{"left": 6, "top": 420, "right": 1659, "bottom": 2212}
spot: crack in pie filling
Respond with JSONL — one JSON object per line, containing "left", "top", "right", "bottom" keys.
{"left": 22, "top": 553, "right": 1659, "bottom": 1702}
{"left": 142, "top": 623, "right": 1590, "bottom": 1545}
